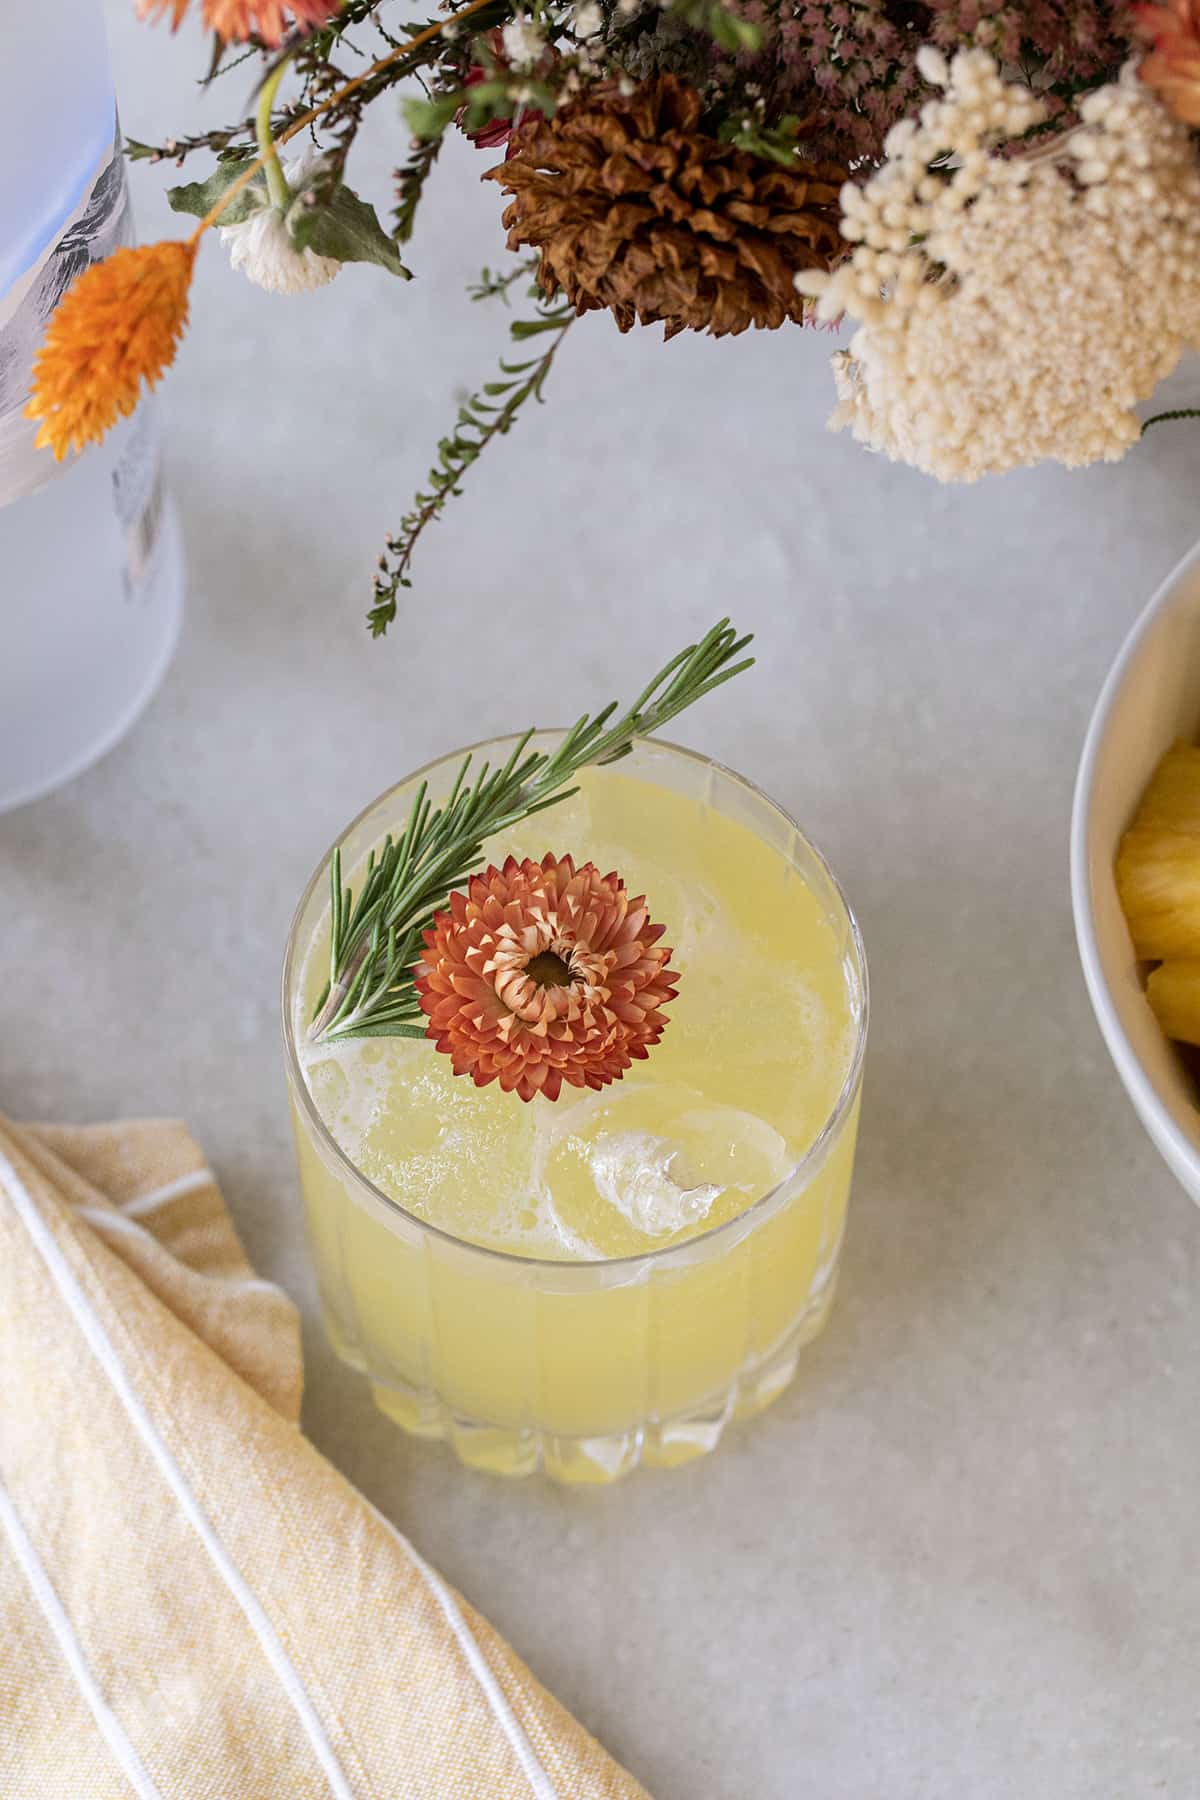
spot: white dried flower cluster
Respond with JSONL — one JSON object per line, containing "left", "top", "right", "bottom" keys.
{"left": 501, "top": 16, "right": 546, "bottom": 68}
{"left": 573, "top": 0, "right": 603, "bottom": 37}
{"left": 795, "top": 51, "right": 1200, "bottom": 480}
{"left": 219, "top": 152, "right": 341, "bottom": 295}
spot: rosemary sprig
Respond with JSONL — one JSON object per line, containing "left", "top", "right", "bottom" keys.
{"left": 309, "top": 619, "right": 754, "bottom": 1043}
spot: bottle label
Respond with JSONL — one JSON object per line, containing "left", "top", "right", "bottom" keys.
{"left": 0, "top": 117, "right": 132, "bottom": 507}
{"left": 112, "top": 402, "right": 169, "bottom": 597}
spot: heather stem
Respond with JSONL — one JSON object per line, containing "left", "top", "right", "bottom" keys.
{"left": 186, "top": 0, "right": 497, "bottom": 247}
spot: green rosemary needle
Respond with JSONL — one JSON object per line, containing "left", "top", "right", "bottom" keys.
{"left": 308, "top": 618, "right": 754, "bottom": 1044}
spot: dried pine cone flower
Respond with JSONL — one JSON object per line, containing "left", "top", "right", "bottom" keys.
{"left": 485, "top": 74, "right": 847, "bottom": 338}
{"left": 415, "top": 853, "right": 679, "bottom": 1101}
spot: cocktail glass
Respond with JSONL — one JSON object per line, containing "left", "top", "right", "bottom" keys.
{"left": 283, "top": 735, "right": 867, "bottom": 1484}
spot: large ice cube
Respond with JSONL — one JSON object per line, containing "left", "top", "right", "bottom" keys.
{"left": 533, "top": 1081, "right": 795, "bottom": 1256}
{"left": 588, "top": 1132, "right": 722, "bottom": 1237}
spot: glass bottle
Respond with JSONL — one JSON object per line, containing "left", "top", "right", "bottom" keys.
{"left": 0, "top": 0, "right": 185, "bottom": 812}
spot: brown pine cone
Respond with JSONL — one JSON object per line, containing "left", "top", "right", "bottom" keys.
{"left": 485, "top": 75, "right": 847, "bottom": 339}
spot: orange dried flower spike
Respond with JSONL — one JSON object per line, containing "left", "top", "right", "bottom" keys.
{"left": 415, "top": 853, "right": 680, "bottom": 1102}
{"left": 138, "top": 0, "right": 340, "bottom": 45}
{"left": 1137, "top": 0, "right": 1200, "bottom": 123}
{"left": 25, "top": 241, "right": 196, "bottom": 461}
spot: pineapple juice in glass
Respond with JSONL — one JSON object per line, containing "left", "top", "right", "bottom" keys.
{"left": 284, "top": 654, "right": 865, "bottom": 1485}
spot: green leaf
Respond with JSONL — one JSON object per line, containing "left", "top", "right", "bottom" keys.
{"left": 404, "top": 91, "right": 464, "bottom": 140}
{"left": 669, "top": 0, "right": 763, "bottom": 51}
{"left": 509, "top": 313, "right": 572, "bottom": 338}
{"left": 329, "top": 1019, "right": 428, "bottom": 1039}
{"left": 167, "top": 157, "right": 269, "bottom": 227}
{"left": 718, "top": 112, "right": 807, "bottom": 167}
{"left": 715, "top": 12, "right": 762, "bottom": 50}
{"left": 288, "top": 183, "right": 412, "bottom": 278}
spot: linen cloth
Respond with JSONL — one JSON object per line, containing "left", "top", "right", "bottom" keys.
{"left": 0, "top": 1114, "right": 650, "bottom": 1799}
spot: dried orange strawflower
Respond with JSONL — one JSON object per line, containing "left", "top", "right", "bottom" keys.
{"left": 1137, "top": 0, "right": 1200, "bottom": 122}
{"left": 25, "top": 241, "right": 196, "bottom": 461}
{"left": 415, "top": 853, "right": 679, "bottom": 1102}
{"left": 138, "top": 0, "right": 340, "bottom": 45}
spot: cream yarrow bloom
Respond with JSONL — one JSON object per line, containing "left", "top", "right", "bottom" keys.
{"left": 795, "top": 51, "right": 1200, "bottom": 480}
{"left": 500, "top": 16, "right": 545, "bottom": 67}
{"left": 219, "top": 152, "right": 341, "bottom": 294}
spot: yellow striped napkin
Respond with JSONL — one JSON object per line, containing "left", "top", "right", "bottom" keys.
{"left": 0, "top": 1115, "right": 650, "bottom": 1799}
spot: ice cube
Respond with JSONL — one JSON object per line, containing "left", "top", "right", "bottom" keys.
{"left": 534, "top": 1081, "right": 796, "bottom": 1255}
{"left": 588, "top": 1132, "right": 722, "bottom": 1237}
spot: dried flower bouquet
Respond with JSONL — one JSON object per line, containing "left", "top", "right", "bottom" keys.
{"left": 24, "top": 0, "right": 1200, "bottom": 629}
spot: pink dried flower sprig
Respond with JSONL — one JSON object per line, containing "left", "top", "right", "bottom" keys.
{"left": 457, "top": 28, "right": 554, "bottom": 152}
{"left": 462, "top": 66, "right": 520, "bottom": 148}
{"left": 718, "top": 0, "right": 1136, "bottom": 164}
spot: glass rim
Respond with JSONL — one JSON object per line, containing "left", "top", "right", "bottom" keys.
{"left": 281, "top": 732, "right": 869, "bottom": 1272}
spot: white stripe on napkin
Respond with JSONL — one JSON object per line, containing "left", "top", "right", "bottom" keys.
{"left": 122, "top": 1167, "right": 214, "bottom": 1217}
{"left": 0, "top": 1147, "right": 356, "bottom": 1800}
{"left": 370, "top": 1505, "right": 559, "bottom": 1800}
{"left": 74, "top": 1204, "right": 288, "bottom": 1302}
{"left": 0, "top": 1471, "right": 163, "bottom": 1800}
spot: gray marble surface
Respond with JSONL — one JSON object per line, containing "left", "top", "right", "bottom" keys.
{"left": 6, "top": 9, "right": 1200, "bottom": 1794}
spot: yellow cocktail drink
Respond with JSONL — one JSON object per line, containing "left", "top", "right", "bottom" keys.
{"left": 284, "top": 736, "right": 866, "bottom": 1482}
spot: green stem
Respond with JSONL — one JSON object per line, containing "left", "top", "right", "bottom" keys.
{"left": 1142, "top": 408, "right": 1200, "bottom": 436}
{"left": 189, "top": 0, "right": 499, "bottom": 244}
{"left": 256, "top": 60, "right": 292, "bottom": 211}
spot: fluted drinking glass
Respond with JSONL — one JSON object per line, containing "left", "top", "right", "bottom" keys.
{"left": 283, "top": 736, "right": 867, "bottom": 1484}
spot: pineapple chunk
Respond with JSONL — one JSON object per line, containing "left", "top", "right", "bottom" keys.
{"left": 1117, "top": 741, "right": 1200, "bottom": 960}
{"left": 1116, "top": 827, "right": 1200, "bottom": 960}
{"left": 1131, "top": 740, "right": 1200, "bottom": 836}
{"left": 1147, "top": 961, "right": 1200, "bottom": 1048}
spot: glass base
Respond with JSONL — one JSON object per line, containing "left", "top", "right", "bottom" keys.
{"left": 340, "top": 1280, "right": 838, "bottom": 1485}
{"left": 0, "top": 418, "right": 185, "bottom": 813}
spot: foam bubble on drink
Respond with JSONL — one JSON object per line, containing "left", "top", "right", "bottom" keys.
{"left": 299, "top": 1024, "right": 587, "bottom": 1257}
{"left": 298, "top": 1038, "right": 393, "bottom": 1153}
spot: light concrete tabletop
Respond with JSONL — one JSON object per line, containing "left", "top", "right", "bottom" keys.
{"left": 6, "top": 9, "right": 1200, "bottom": 1794}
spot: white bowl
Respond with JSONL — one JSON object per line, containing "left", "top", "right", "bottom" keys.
{"left": 1072, "top": 539, "right": 1200, "bottom": 1203}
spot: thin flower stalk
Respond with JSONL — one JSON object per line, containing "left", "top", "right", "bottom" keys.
{"left": 24, "top": 0, "right": 498, "bottom": 460}
{"left": 189, "top": 0, "right": 499, "bottom": 240}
